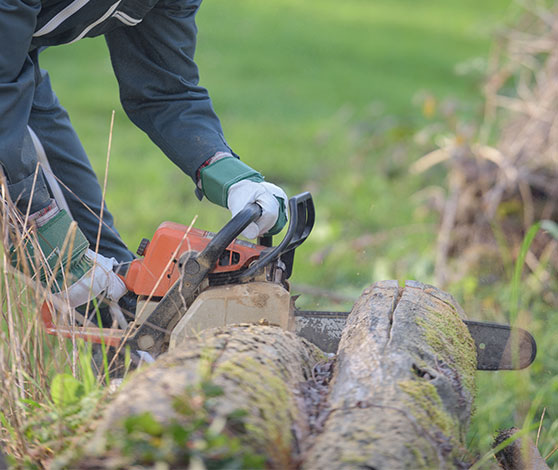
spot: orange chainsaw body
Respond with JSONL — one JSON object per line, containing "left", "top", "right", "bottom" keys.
{"left": 41, "top": 221, "right": 267, "bottom": 345}
{"left": 123, "top": 222, "right": 266, "bottom": 297}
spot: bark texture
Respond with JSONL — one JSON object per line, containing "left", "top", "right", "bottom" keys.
{"left": 303, "top": 280, "right": 477, "bottom": 470}
{"left": 76, "top": 280, "right": 476, "bottom": 469}
{"left": 87, "top": 324, "right": 325, "bottom": 468}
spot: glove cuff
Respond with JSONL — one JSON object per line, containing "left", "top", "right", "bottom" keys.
{"left": 267, "top": 196, "right": 288, "bottom": 236}
{"left": 199, "top": 157, "right": 263, "bottom": 207}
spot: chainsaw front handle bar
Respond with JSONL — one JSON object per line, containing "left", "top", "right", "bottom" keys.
{"left": 198, "top": 202, "right": 262, "bottom": 269}
{"left": 194, "top": 191, "right": 314, "bottom": 280}
{"left": 238, "top": 192, "right": 315, "bottom": 280}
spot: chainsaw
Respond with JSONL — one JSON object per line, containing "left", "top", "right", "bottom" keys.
{"left": 40, "top": 192, "right": 537, "bottom": 371}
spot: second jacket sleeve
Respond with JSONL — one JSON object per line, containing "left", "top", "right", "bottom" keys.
{"left": 104, "top": 0, "right": 234, "bottom": 183}
{"left": 0, "top": 0, "right": 41, "bottom": 183}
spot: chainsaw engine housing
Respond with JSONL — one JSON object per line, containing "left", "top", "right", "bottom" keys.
{"left": 124, "top": 223, "right": 266, "bottom": 297}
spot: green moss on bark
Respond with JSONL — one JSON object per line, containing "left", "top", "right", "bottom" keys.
{"left": 399, "top": 379, "right": 466, "bottom": 468}
{"left": 399, "top": 380, "right": 458, "bottom": 435}
{"left": 215, "top": 356, "right": 298, "bottom": 468}
{"left": 417, "top": 306, "right": 477, "bottom": 398}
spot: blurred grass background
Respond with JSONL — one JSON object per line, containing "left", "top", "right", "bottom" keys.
{"left": 37, "top": 0, "right": 558, "bottom": 466}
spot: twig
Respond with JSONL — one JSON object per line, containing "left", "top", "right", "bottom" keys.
{"left": 435, "top": 171, "right": 461, "bottom": 286}
{"left": 536, "top": 408, "right": 545, "bottom": 447}
{"left": 545, "top": 444, "right": 558, "bottom": 460}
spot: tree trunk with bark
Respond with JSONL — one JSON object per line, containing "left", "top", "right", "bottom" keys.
{"left": 303, "top": 280, "right": 476, "bottom": 470}
{"left": 70, "top": 280, "right": 477, "bottom": 470}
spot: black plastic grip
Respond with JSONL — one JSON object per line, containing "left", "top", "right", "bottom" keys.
{"left": 238, "top": 192, "right": 315, "bottom": 280}
{"left": 199, "top": 202, "right": 262, "bottom": 268}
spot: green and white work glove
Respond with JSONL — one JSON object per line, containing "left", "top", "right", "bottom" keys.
{"left": 13, "top": 202, "right": 127, "bottom": 309}
{"left": 199, "top": 155, "right": 288, "bottom": 239}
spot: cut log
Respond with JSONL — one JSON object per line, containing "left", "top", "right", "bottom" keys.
{"left": 68, "top": 280, "right": 476, "bottom": 470}
{"left": 83, "top": 324, "right": 325, "bottom": 469}
{"left": 302, "top": 280, "right": 477, "bottom": 469}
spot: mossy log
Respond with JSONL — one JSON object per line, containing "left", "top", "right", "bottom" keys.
{"left": 75, "top": 280, "right": 476, "bottom": 469}
{"left": 303, "top": 279, "right": 476, "bottom": 470}
{"left": 83, "top": 324, "right": 325, "bottom": 469}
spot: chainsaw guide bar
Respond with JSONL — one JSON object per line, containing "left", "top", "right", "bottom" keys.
{"left": 294, "top": 310, "right": 537, "bottom": 371}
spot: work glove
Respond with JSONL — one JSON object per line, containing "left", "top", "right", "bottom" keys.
{"left": 53, "top": 248, "right": 127, "bottom": 309}
{"left": 11, "top": 203, "right": 127, "bottom": 311}
{"left": 227, "top": 180, "right": 288, "bottom": 239}
{"left": 199, "top": 156, "right": 288, "bottom": 239}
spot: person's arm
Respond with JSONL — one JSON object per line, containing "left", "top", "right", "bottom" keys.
{"left": 105, "top": 0, "right": 288, "bottom": 237}
{"left": 0, "top": 0, "right": 46, "bottom": 203}
{"left": 104, "top": 0, "right": 231, "bottom": 183}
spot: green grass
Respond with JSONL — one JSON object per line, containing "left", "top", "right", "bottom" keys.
{"left": 21, "top": 0, "right": 558, "bottom": 468}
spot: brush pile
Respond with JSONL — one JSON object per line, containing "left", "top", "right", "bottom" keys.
{"left": 413, "top": 4, "right": 558, "bottom": 285}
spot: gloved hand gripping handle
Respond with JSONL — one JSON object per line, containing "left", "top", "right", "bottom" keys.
{"left": 238, "top": 192, "right": 314, "bottom": 281}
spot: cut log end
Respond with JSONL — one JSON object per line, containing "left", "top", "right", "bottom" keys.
{"left": 304, "top": 280, "right": 477, "bottom": 470}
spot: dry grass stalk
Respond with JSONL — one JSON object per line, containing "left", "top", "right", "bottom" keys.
{"left": 0, "top": 170, "right": 121, "bottom": 464}
{"left": 1, "top": 182, "right": 67, "bottom": 460}
{"left": 0, "top": 160, "right": 198, "bottom": 464}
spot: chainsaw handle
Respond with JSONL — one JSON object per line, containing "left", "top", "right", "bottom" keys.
{"left": 238, "top": 192, "right": 315, "bottom": 280}
{"left": 198, "top": 202, "right": 262, "bottom": 268}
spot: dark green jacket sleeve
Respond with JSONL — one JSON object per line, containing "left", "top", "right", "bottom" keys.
{"left": 0, "top": 0, "right": 41, "bottom": 182}
{"left": 104, "top": 0, "right": 233, "bottom": 183}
